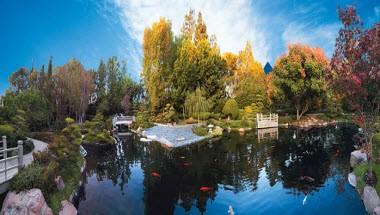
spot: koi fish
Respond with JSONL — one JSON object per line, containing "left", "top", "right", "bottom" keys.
{"left": 179, "top": 156, "right": 186, "bottom": 159}
{"left": 183, "top": 162, "right": 192, "bottom": 166}
{"left": 302, "top": 195, "right": 308, "bottom": 205}
{"left": 151, "top": 172, "right": 161, "bottom": 177}
{"left": 200, "top": 187, "right": 212, "bottom": 192}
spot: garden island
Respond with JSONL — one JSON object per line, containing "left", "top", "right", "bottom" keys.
{"left": 0, "top": 4, "right": 379, "bottom": 215}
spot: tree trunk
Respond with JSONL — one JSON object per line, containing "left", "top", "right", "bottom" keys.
{"left": 296, "top": 108, "right": 300, "bottom": 120}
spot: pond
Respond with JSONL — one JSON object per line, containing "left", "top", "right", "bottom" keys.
{"left": 74, "top": 124, "right": 366, "bottom": 215}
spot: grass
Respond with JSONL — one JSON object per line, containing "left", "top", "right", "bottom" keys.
{"left": 353, "top": 132, "right": 380, "bottom": 194}
{"left": 48, "top": 156, "right": 83, "bottom": 214}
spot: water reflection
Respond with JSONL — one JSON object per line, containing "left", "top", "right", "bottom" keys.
{"left": 257, "top": 127, "right": 278, "bottom": 143}
{"left": 75, "top": 124, "right": 366, "bottom": 215}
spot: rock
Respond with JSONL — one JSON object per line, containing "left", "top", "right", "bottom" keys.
{"left": 375, "top": 207, "right": 380, "bottom": 215}
{"left": 363, "top": 186, "right": 380, "bottom": 214}
{"left": 59, "top": 200, "right": 77, "bottom": 215}
{"left": 1, "top": 188, "right": 53, "bottom": 215}
{"left": 350, "top": 150, "right": 368, "bottom": 167}
{"left": 348, "top": 172, "right": 357, "bottom": 187}
{"left": 55, "top": 175, "right": 65, "bottom": 191}
{"left": 238, "top": 128, "right": 245, "bottom": 133}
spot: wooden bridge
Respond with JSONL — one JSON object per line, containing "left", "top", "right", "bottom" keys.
{"left": 256, "top": 113, "right": 278, "bottom": 129}
{"left": 0, "top": 136, "right": 24, "bottom": 185}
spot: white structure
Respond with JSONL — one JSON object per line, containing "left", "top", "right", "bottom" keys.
{"left": 256, "top": 113, "right": 278, "bottom": 129}
{"left": 0, "top": 136, "right": 24, "bottom": 184}
{"left": 112, "top": 115, "right": 135, "bottom": 131}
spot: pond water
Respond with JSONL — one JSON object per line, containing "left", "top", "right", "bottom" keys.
{"left": 74, "top": 124, "right": 366, "bottom": 215}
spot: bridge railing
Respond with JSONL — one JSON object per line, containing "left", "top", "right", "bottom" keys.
{"left": 0, "top": 136, "right": 24, "bottom": 183}
{"left": 256, "top": 113, "right": 279, "bottom": 129}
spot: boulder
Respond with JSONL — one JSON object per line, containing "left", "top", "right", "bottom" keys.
{"left": 55, "top": 175, "right": 65, "bottom": 191}
{"left": 363, "top": 186, "right": 380, "bottom": 214}
{"left": 350, "top": 150, "right": 368, "bottom": 167}
{"left": 59, "top": 200, "right": 77, "bottom": 215}
{"left": 1, "top": 188, "right": 53, "bottom": 215}
{"left": 375, "top": 207, "right": 380, "bottom": 215}
{"left": 348, "top": 172, "right": 357, "bottom": 187}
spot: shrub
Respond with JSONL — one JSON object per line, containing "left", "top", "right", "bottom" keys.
{"left": 133, "top": 111, "right": 153, "bottom": 129}
{"left": 62, "top": 124, "right": 82, "bottom": 145}
{"left": 211, "top": 126, "right": 223, "bottom": 137}
{"left": 197, "top": 112, "right": 211, "bottom": 120}
{"left": 244, "top": 106, "right": 254, "bottom": 119}
{"left": 152, "top": 104, "right": 178, "bottom": 123}
{"left": 193, "top": 126, "right": 208, "bottom": 136}
{"left": 10, "top": 164, "right": 49, "bottom": 194}
{"left": 222, "top": 99, "right": 239, "bottom": 120}
{"left": 65, "top": 117, "right": 75, "bottom": 125}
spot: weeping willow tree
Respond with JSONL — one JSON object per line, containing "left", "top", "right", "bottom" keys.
{"left": 184, "top": 88, "right": 211, "bottom": 122}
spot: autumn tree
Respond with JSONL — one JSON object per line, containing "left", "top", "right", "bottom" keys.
{"left": 272, "top": 44, "right": 329, "bottom": 120}
{"left": 54, "top": 59, "right": 95, "bottom": 123}
{"left": 330, "top": 6, "right": 380, "bottom": 183}
{"left": 223, "top": 42, "right": 266, "bottom": 108}
{"left": 142, "top": 17, "right": 175, "bottom": 112}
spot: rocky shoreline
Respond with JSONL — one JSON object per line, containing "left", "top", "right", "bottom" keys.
{"left": 349, "top": 149, "right": 380, "bottom": 214}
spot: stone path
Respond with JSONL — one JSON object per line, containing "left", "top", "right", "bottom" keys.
{"left": 0, "top": 138, "right": 49, "bottom": 184}
{"left": 142, "top": 124, "right": 206, "bottom": 148}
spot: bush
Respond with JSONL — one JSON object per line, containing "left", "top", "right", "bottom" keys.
{"left": 132, "top": 111, "right": 153, "bottom": 129}
{"left": 10, "top": 164, "right": 50, "bottom": 195}
{"left": 222, "top": 99, "right": 239, "bottom": 120}
{"left": 152, "top": 104, "right": 178, "bottom": 123}
{"left": 193, "top": 126, "right": 208, "bottom": 136}
{"left": 211, "top": 126, "right": 223, "bottom": 137}
{"left": 197, "top": 112, "right": 211, "bottom": 120}
{"left": 62, "top": 124, "right": 82, "bottom": 145}
{"left": 65, "top": 117, "right": 75, "bottom": 125}
{"left": 244, "top": 106, "right": 254, "bottom": 119}
{"left": 210, "top": 112, "right": 221, "bottom": 119}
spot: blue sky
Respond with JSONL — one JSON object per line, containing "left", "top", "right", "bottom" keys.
{"left": 0, "top": 0, "right": 379, "bottom": 94}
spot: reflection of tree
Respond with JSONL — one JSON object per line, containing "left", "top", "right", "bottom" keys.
{"left": 268, "top": 124, "right": 357, "bottom": 195}
{"left": 75, "top": 124, "right": 358, "bottom": 214}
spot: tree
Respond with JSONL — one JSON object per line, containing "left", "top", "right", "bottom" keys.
{"left": 330, "top": 6, "right": 380, "bottom": 183}
{"left": 54, "top": 59, "right": 95, "bottom": 122}
{"left": 223, "top": 42, "right": 266, "bottom": 109}
{"left": 29, "top": 66, "right": 38, "bottom": 89}
{"left": 173, "top": 11, "right": 227, "bottom": 112}
{"left": 14, "top": 89, "right": 48, "bottom": 131}
{"left": 9, "top": 68, "right": 30, "bottom": 93}
{"left": 142, "top": 18, "right": 175, "bottom": 112}
{"left": 184, "top": 88, "right": 211, "bottom": 121}
{"left": 272, "top": 44, "right": 329, "bottom": 120}
{"left": 96, "top": 60, "right": 107, "bottom": 99}
{"left": 181, "top": 9, "right": 195, "bottom": 39}
{"left": 223, "top": 99, "right": 239, "bottom": 120}
{"left": 194, "top": 12, "right": 208, "bottom": 45}
{"left": 121, "top": 94, "right": 131, "bottom": 114}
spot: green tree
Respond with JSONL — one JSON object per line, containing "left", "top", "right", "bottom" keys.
{"left": 9, "top": 68, "right": 30, "bottom": 93}
{"left": 223, "top": 99, "right": 239, "bottom": 120}
{"left": 173, "top": 12, "right": 227, "bottom": 112}
{"left": 15, "top": 89, "right": 48, "bottom": 131}
{"left": 184, "top": 88, "right": 211, "bottom": 121}
{"left": 272, "top": 44, "right": 329, "bottom": 120}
